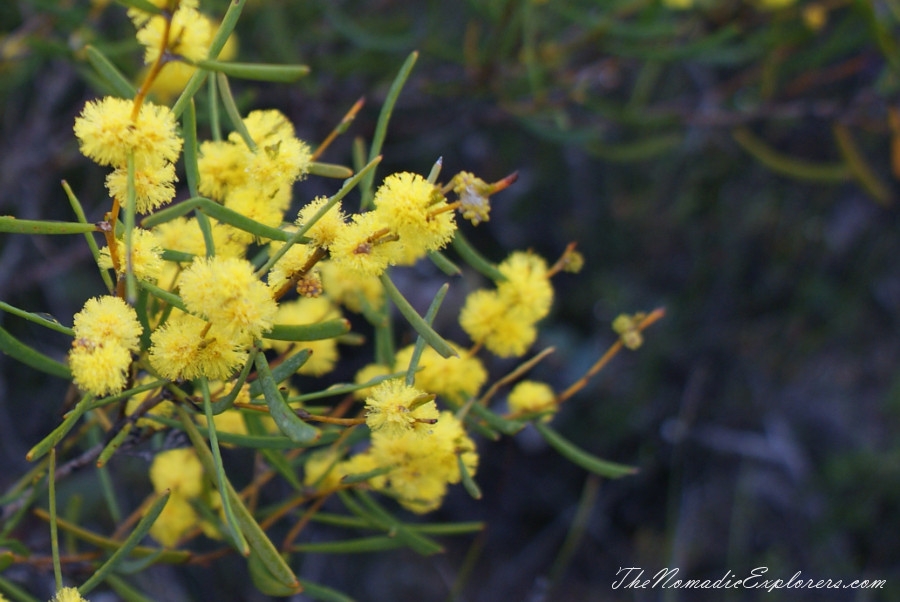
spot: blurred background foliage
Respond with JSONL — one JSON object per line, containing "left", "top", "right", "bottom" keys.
{"left": 2, "top": 0, "right": 900, "bottom": 600}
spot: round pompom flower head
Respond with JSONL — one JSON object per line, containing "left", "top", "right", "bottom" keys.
{"left": 177, "top": 256, "right": 278, "bottom": 341}
{"left": 74, "top": 96, "right": 182, "bottom": 168}
{"left": 364, "top": 378, "right": 439, "bottom": 438}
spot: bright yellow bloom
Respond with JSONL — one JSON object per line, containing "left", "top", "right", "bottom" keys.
{"left": 197, "top": 140, "right": 247, "bottom": 200}
{"left": 222, "top": 184, "right": 289, "bottom": 246}
{"left": 136, "top": 7, "right": 212, "bottom": 64}
{"left": 364, "top": 379, "right": 439, "bottom": 438}
{"left": 329, "top": 211, "right": 397, "bottom": 279}
{"left": 318, "top": 259, "right": 384, "bottom": 313}
{"left": 508, "top": 380, "right": 556, "bottom": 420}
{"left": 150, "top": 447, "right": 205, "bottom": 498}
{"left": 152, "top": 216, "right": 246, "bottom": 259}
{"left": 265, "top": 297, "right": 342, "bottom": 376}
{"left": 69, "top": 342, "right": 133, "bottom": 397}
{"left": 74, "top": 96, "right": 182, "bottom": 168}
{"left": 303, "top": 449, "right": 346, "bottom": 490}
{"left": 497, "top": 251, "right": 553, "bottom": 322}
{"left": 296, "top": 196, "right": 346, "bottom": 249}
{"left": 51, "top": 587, "right": 89, "bottom": 602}
{"left": 459, "top": 289, "right": 537, "bottom": 357}
{"left": 128, "top": 0, "right": 199, "bottom": 26}
{"left": 72, "top": 295, "right": 143, "bottom": 351}
{"left": 394, "top": 343, "right": 486, "bottom": 403}
{"left": 372, "top": 172, "right": 456, "bottom": 264}
{"left": 368, "top": 411, "right": 478, "bottom": 514}
{"left": 98, "top": 228, "right": 164, "bottom": 282}
{"left": 105, "top": 159, "right": 177, "bottom": 213}
{"left": 125, "top": 377, "right": 173, "bottom": 429}
{"left": 149, "top": 311, "right": 249, "bottom": 380}
{"left": 178, "top": 256, "right": 277, "bottom": 341}
{"left": 149, "top": 493, "right": 197, "bottom": 547}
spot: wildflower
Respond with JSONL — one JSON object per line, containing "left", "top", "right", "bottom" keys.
{"left": 150, "top": 448, "right": 205, "bottom": 499}
{"left": 496, "top": 251, "right": 554, "bottom": 322}
{"left": 125, "top": 376, "right": 173, "bottom": 429}
{"left": 72, "top": 296, "right": 142, "bottom": 352}
{"left": 368, "top": 411, "right": 478, "bottom": 514}
{"left": 329, "top": 211, "right": 398, "bottom": 279}
{"left": 364, "top": 379, "right": 439, "bottom": 438}
{"left": 74, "top": 96, "right": 182, "bottom": 168}
{"left": 223, "top": 184, "right": 290, "bottom": 244}
{"left": 51, "top": 587, "right": 89, "bottom": 602}
{"left": 459, "top": 289, "right": 537, "bottom": 357}
{"left": 178, "top": 256, "right": 277, "bottom": 341}
{"left": 266, "top": 241, "right": 318, "bottom": 293}
{"left": 149, "top": 311, "right": 249, "bottom": 381}
{"left": 373, "top": 172, "right": 456, "bottom": 264}
{"left": 508, "top": 380, "right": 556, "bottom": 420}
{"left": 295, "top": 196, "right": 346, "bottom": 249}
{"left": 303, "top": 449, "right": 346, "bottom": 490}
{"left": 197, "top": 139, "right": 248, "bottom": 201}
{"left": 264, "top": 297, "right": 342, "bottom": 376}
{"left": 149, "top": 494, "right": 198, "bottom": 547}
{"left": 318, "top": 259, "right": 384, "bottom": 313}
{"left": 394, "top": 343, "right": 487, "bottom": 404}
{"left": 69, "top": 342, "right": 133, "bottom": 397}
{"left": 98, "top": 228, "right": 164, "bottom": 282}
{"left": 136, "top": 7, "right": 212, "bottom": 64}
{"left": 152, "top": 216, "right": 246, "bottom": 259}
{"left": 232, "top": 109, "right": 313, "bottom": 195}
{"left": 105, "top": 159, "right": 177, "bottom": 213}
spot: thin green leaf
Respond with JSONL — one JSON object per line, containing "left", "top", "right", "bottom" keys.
{"left": 465, "top": 402, "right": 525, "bottom": 436}
{"left": 254, "top": 352, "right": 320, "bottom": 445}
{"left": 427, "top": 250, "right": 461, "bottom": 276}
{"left": 248, "top": 348, "right": 311, "bottom": 397}
{"left": 292, "top": 536, "right": 404, "bottom": 554}
{"left": 195, "top": 60, "right": 309, "bottom": 82}
{"left": 84, "top": 45, "right": 136, "bottom": 99}
{"left": 182, "top": 98, "right": 201, "bottom": 199}
{"left": 0, "top": 302, "right": 73, "bottom": 336}
{"left": 104, "top": 574, "right": 157, "bottom": 602}
{"left": 78, "top": 491, "right": 171, "bottom": 595}
{"left": 353, "top": 490, "right": 443, "bottom": 556}
{"left": 533, "top": 421, "right": 637, "bottom": 478}
{"left": 457, "top": 454, "right": 482, "bottom": 500}
{"left": 732, "top": 127, "right": 851, "bottom": 183}
{"left": 295, "top": 579, "right": 355, "bottom": 602}
{"left": 141, "top": 197, "right": 293, "bottom": 241}
{"left": 380, "top": 274, "right": 456, "bottom": 359}
{"left": 49, "top": 450, "right": 62, "bottom": 591}
{"left": 360, "top": 50, "right": 418, "bottom": 208}
{"left": 248, "top": 548, "right": 303, "bottom": 597}
{"left": 218, "top": 72, "right": 256, "bottom": 151}
{"left": 62, "top": 180, "right": 114, "bottom": 292}
{"left": 138, "top": 280, "right": 188, "bottom": 313}
{"left": 0, "top": 575, "right": 40, "bottom": 602}
{"left": 124, "top": 152, "right": 138, "bottom": 304}
{"left": 172, "top": 0, "right": 247, "bottom": 117}
{"left": 177, "top": 407, "right": 301, "bottom": 589}
{"left": 200, "top": 378, "right": 250, "bottom": 555}
{"left": 148, "top": 413, "right": 336, "bottom": 448}
{"left": 308, "top": 162, "right": 354, "bottom": 179}
{"left": 0, "top": 216, "right": 98, "bottom": 235}
{"left": 406, "top": 283, "right": 449, "bottom": 386}
{"left": 96, "top": 422, "right": 133, "bottom": 468}
{"left": 264, "top": 319, "right": 350, "bottom": 342}
{"left": 451, "top": 230, "right": 506, "bottom": 282}
{"left": 26, "top": 396, "right": 91, "bottom": 462}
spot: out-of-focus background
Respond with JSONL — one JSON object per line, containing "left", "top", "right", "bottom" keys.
{"left": 2, "top": 1, "right": 899, "bottom": 600}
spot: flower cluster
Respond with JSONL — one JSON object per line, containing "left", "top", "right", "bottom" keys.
{"left": 6, "top": 0, "right": 659, "bottom": 596}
